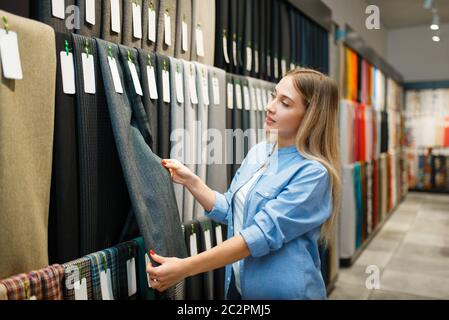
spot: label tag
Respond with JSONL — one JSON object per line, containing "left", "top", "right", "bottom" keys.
{"left": 243, "top": 85, "right": 251, "bottom": 111}
{"left": 100, "top": 269, "right": 114, "bottom": 300}
{"left": 204, "top": 229, "right": 212, "bottom": 250}
{"left": 175, "top": 69, "right": 184, "bottom": 103}
{"left": 274, "top": 57, "right": 279, "bottom": 78}
{"left": 215, "top": 225, "right": 223, "bottom": 245}
{"left": 267, "top": 55, "right": 271, "bottom": 76}
{"left": 128, "top": 60, "right": 143, "bottom": 96}
{"left": 0, "top": 30, "right": 23, "bottom": 80}
{"left": 108, "top": 56, "right": 123, "bottom": 94}
{"left": 201, "top": 70, "right": 209, "bottom": 105}
{"left": 290, "top": 62, "right": 295, "bottom": 71}
{"left": 164, "top": 12, "right": 171, "bottom": 46}
{"left": 223, "top": 35, "right": 230, "bottom": 64}
{"left": 245, "top": 46, "right": 252, "bottom": 71}
{"left": 256, "top": 87, "right": 263, "bottom": 111}
{"left": 147, "top": 65, "right": 158, "bottom": 99}
{"left": 189, "top": 66, "right": 198, "bottom": 104}
{"left": 196, "top": 25, "right": 205, "bottom": 57}
{"left": 212, "top": 76, "right": 220, "bottom": 105}
{"left": 82, "top": 53, "right": 96, "bottom": 94}
{"left": 232, "top": 39, "right": 237, "bottom": 67}
{"left": 182, "top": 21, "right": 188, "bottom": 52}
{"left": 148, "top": 6, "right": 156, "bottom": 42}
{"left": 52, "top": 0, "right": 65, "bottom": 19}
{"left": 235, "top": 82, "right": 243, "bottom": 110}
{"left": 162, "top": 69, "right": 170, "bottom": 103}
{"left": 60, "top": 51, "right": 76, "bottom": 94}
{"left": 74, "top": 278, "right": 88, "bottom": 300}
{"left": 86, "top": 0, "right": 96, "bottom": 25}
{"left": 126, "top": 258, "right": 137, "bottom": 297}
{"left": 111, "top": 0, "right": 121, "bottom": 33}
{"left": 227, "top": 82, "right": 233, "bottom": 109}
{"left": 132, "top": 2, "right": 142, "bottom": 39}
{"left": 190, "top": 233, "right": 198, "bottom": 256}
{"left": 281, "top": 59, "right": 287, "bottom": 76}
{"left": 250, "top": 86, "right": 257, "bottom": 111}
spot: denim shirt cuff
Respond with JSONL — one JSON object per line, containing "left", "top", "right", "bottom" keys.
{"left": 240, "top": 224, "right": 270, "bottom": 258}
{"left": 204, "top": 191, "right": 228, "bottom": 224}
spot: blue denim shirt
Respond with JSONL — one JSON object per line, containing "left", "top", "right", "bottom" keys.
{"left": 205, "top": 142, "right": 332, "bottom": 300}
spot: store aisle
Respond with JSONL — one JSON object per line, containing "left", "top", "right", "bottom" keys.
{"left": 329, "top": 192, "right": 449, "bottom": 300}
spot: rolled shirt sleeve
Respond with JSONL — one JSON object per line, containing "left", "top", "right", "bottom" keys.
{"left": 240, "top": 164, "right": 332, "bottom": 258}
{"left": 204, "top": 190, "right": 230, "bottom": 225}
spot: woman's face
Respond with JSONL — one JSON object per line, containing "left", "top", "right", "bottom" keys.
{"left": 265, "top": 76, "right": 308, "bottom": 142}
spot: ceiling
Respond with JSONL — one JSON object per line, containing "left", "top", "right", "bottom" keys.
{"left": 369, "top": 0, "right": 449, "bottom": 29}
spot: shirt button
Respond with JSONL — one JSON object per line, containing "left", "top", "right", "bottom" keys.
{"left": 264, "top": 192, "right": 269, "bottom": 197}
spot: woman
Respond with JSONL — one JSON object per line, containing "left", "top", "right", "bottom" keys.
{"left": 147, "top": 68, "right": 341, "bottom": 300}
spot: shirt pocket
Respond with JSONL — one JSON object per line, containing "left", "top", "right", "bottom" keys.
{"left": 252, "top": 185, "right": 279, "bottom": 212}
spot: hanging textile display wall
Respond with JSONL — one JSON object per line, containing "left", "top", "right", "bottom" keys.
{"left": 191, "top": 0, "right": 216, "bottom": 65}
{"left": 76, "top": 0, "right": 102, "bottom": 37}
{"left": 156, "top": 0, "right": 176, "bottom": 56}
{"left": 173, "top": 0, "right": 191, "bottom": 60}
{"left": 142, "top": 0, "right": 159, "bottom": 51}
{"left": 122, "top": 0, "right": 143, "bottom": 48}
{"left": 101, "top": 0, "right": 124, "bottom": 43}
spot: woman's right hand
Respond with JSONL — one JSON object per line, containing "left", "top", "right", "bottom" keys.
{"left": 161, "top": 159, "right": 196, "bottom": 186}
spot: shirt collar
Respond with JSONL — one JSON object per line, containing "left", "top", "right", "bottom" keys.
{"left": 267, "top": 142, "right": 298, "bottom": 155}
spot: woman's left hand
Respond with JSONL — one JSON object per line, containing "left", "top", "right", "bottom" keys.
{"left": 146, "top": 252, "right": 191, "bottom": 292}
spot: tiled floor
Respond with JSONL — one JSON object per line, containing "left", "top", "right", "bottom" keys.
{"left": 329, "top": 192, "right": 449, "bottom": 300}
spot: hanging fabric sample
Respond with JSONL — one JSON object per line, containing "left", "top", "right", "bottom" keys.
{"left": 156, "top": 0, "right": 176, "bottom": 56}
{"left": 169, "top": 57, "right": 185, "bottom": 221}
{"left": 76, "top": 0, "right": 102, "bottom": 37}
{"left": 133, "top": 237, "right": 155, "bottom": 300}
{"left": 72, "top": 34, "right": 130, "bottom": 256}
{"left": 191, "top": 0, "right": 216, "bottom": 65}
{"left": 173, "top": 0, "right": 191, "bottom": 60}
{"left": 155, "top": 53, "right": 172, "bottom": 159}
{"left": 48, "top": 32, "right": 80, "bottom": 264}
{"left": 0, "top": 11, "right": 56, "bottom": 279}
{"left": 214, "top": 0, "right": 231, "bottom": 71}
{"left": 183, "top": 220, "right": 204, "bottom": 300}
{"left": 96, "top": 39, "right": 188, "bottom": 299}
{"left": 206, "top": 66, "right": 228, "bottom": 194}
{"left": 142, "top": 0, "right": 159, "bottom": 51}
{"left": 101, "top": 0, "right": 124, "bottom": 43}
{"left": 339, "top": 164, "right": 356, "bottom": 259}
{"left": 30, "top": 0, "right": 76, "bottom": 34}
{"left": 198, "top": 217, "right": 215, "bottom": 300}
{"left": 242, "top": 0, "right": 252, "bottom": 77}
{"left": 62, "top": 257, "right": 93, "bottom": 300}
{"left": 279, "top": 0, "right": 290, "bottom": 77}
{"left": 122, "top": 0, "right": 143, "bottom": 48}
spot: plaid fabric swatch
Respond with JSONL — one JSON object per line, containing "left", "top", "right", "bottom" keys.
{"left": 104, "top": 249, "right": 119, "bottom": 300}
{"left": 62, "top": 257, "right": 93, "bottom": 300}
{"left": 85, "top": 253, "right": 102, "bottom": 300}
{"left": 0, "top": 265, "right": 64, "bottom": 300}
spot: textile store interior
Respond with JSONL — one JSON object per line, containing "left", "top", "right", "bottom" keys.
{"left": 0, "top": 0, "right": 448, "bottom": 301}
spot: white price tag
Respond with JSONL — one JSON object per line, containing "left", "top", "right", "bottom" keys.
{"left": 162, "top": 69, "right": 170, "bottom": 103}
{"left": 74, "top": 278, "right": 88, "bottom": 300}
{"left": 227, "top": 82, "right": 234, "bottom": 109}
{"left": 182, "top": 21, "right": 188, "bottom": 52}
{"left": 215, "top": 225, "right": 223, "bottom": 245}
{"left": 290, "top": 63, "right": 295, "bottom": 71}
{"left": 175, "top": 69, "right": 184, "bottom": 103}
{"left": 256, "top": 87, "right": 263, "bottom": 111}
{"left": 52, "top": 0, "right": 65, "bottom": 19}
{"left": 190, "top": 233, "right": 198, "bottom": 256}
{"left": 212, "top": 76, "right": 220, "bottom": 105}
{"left": 111, "top": 0, "right": 121, "bottom": 33}
{"left": 235, "top": 82, "right": 242, "bottom": 110}
{"left": 250, "top": 86, "right": 257, "bottom": 111}
{"left": 128, "top": 60, "right": 143, "bottom": 96}
{"left": 82, "top": 53, "right": 96, "bottom": 94}
{"left": 100, "top": 269, "right": 114, "bottom": 300}
{"left": 0, "top": 30, "right": 23, "bottom": 80}
{"left": 60, "top": 51, "right": 76, "bottom": 94}
{"left": 147, "top": 65, "right": 158, "bottom": 99}
{"left": 204, "top": 229, "right": 212, "bottom": 250}
{"left": 232, "top": 39, "right": 237, "bottom": 67}
{"left": 86, "top": 0, "right": 96, "bottom": 25}
{"left": 196, "top": 25, "right": 205, "bottom": 57}
{"left": 126, "top": 258, "right": 137, "bottom": 297}
{"left": 108, "top": 56, "right": 123, "bottom": 94}
{"left": 223, "top": 35, "right": 230, "bottom": 64}
{"left": 164, "top": 12, "right": 171, "bottom": 46}
{"left": 201, "top": 70, "right": 209, "bottom": 106}
{"left": 243, "top": 85, "right": 251, "bottom": 111}
{"left": 189, "top": 66, "right": 198, "bottom": 104}
{"left": 148, "top": 6, "right": 156, "bottom": 42}
{"left": 281, "top": 59, "right": 287, "bottom": 76}
{"left": 274, "top": 57, "right": 279, "bottom": 78}
{"left": 132, "top": 2, "right": 142, "bottom": 39}
{"left": 246, "top": 46, "right": 252, "bottom": 71}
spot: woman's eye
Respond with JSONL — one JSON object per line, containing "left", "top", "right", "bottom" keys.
{"left": 282, "top": 101, "right": 289, "bottom": 107}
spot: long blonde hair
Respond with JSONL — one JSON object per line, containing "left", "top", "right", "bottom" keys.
{"left": 285, "top": 68, "right": 341, "bottom": 247}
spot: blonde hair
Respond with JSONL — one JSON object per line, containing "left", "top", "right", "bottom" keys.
{"left": 285, "top": 68, "right": 341, "bottom": 247}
